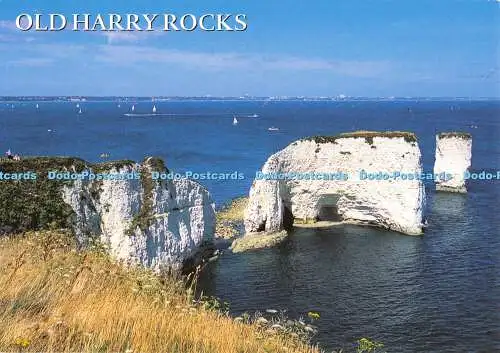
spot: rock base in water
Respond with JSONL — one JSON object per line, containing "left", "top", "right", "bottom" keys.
{"left": 434, "top": 132, "right": 472, "bottom": 193}
{"left": 436, "top": 184, "right": 467, "bottom": 193}
{"left": 231, "top": 230, "right": 288, "bottom": 253}
{"left": 215, "top": 197, "right": 247, "bottom": 240}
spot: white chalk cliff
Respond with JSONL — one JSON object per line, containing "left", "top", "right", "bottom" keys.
{"left": 434, "top": 132, "right": 472, "bottom": 193}
{"left": 244, "top": 132, "right": 426, "bottom": 235}
{"left": 62, "top": 158, "right": 216, "bottom": 272}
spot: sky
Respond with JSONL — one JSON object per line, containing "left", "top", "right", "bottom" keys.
{"left": 0, "top": 0, "right": 498, "bottom": 97}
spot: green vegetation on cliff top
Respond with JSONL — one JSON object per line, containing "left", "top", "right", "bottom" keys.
{"left": 302, "top": 131, "right": 418, "bottom": 145}
{"left": 0, "top": 156, "right": 155, "bottom": 235}
{"left": 126, "top": 157, "right": 166, "bottom": 236}
{"left": 437, "top": 132, "right": 472, "bottom": 140}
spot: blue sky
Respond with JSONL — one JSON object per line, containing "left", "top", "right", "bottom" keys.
{"left": 0, "top": 0, "right": 498, "bottom": 97}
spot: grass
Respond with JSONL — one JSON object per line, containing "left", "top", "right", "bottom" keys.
{"left": 302, "top": 131, "right": 417, "bottom": 145}
{"left": 0, "top": 230, "right": 320, "bottom": 353}
{"left": 0, "top": 156, "right": 170, "bottom": 238}
{"left": 0, "top": 157, "right": 136, "bottom": 235}
{"left": 437, "top": 132, "right": 471, "bottom": 140}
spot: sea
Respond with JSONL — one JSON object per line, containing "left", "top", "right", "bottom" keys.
{"left": 0, "top": 98, "right": 499, "bottom": 352}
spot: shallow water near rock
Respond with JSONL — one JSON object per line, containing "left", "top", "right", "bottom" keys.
{"left": 1, "top": 99, "right": 499, "bottom": 352}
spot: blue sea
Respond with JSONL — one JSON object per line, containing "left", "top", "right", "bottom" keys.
{"left": 0, "top": 99, "right": 499, "bottom": 352}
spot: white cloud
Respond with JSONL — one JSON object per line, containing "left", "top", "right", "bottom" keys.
{"left": 0, "top": 20, "right": 37, "bottom": 43}
{"left": 101, "top": 30, "right": 165, "bottom": 44}
{"left": 0, "top": 20, "right": 16, "bottom": 30}
{"left": 102, "top": 31, "right": 141, "bottom": 44}
{"left": 95, "top": 45, "right": 390, "bottom": 77}
{"left": 8, "top": 58, "right": 54, "bottom": 67}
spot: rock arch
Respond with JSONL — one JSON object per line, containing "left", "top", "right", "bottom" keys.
{"left": 244, "top": 131, "right": 426, "bottom": 235}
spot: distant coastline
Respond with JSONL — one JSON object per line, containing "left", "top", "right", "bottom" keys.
{"left": 1, "top": 96, "right": 499, "bottom": 102}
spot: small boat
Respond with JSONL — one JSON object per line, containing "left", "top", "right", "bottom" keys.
{"left": 78, "top": 108, "right": 82, "bottom": 114}
{"left": 76, "top": 103, "right": 80, "bottom": 108}
{"left": 118, "top": 104, "right": 121, "bottom": 108}
{"left": 131, "top": 105, "right": 135, "bottom": 112}
{"left": 249, "top": 113, "right": 259, "bottom": 118}
{"left": 152, "top": 105, "right": 157, "bottom": 113}
{"left": 36, "top": 104, "right": 39, "bottom": 109}
{"left": 233, "top": 116, "right": 238, "bottom": 125}
{"left": 268, "top": 127, "right": 279, "bottom": 131}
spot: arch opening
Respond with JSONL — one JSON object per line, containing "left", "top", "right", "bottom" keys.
{"left": 316, "top": 194, "right": 343, "bottom": 222}
{"left": 282, "top": 204, "right": 294, "bottom": 231}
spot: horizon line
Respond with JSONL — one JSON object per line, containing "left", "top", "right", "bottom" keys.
{"left": 1, "top": 95, "right": 499, "bottom": 100}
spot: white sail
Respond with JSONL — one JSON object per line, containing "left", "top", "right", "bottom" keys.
{"left": 131, "top": 105, "right": 135, "bottom": 112}
{"left": 78, "top": 108, "right": 82, "bottom": 114}
{"left": 36, "top": 104, "right": 39, "bottom": 109}
{"left": 152, "top": 105, "right": 157, "bottom": 113}
{"left": 76, "top": 103, "right": 80, "bottom": 108}
{"left": 233, "top": 116, "right": 238, "bottom": 125}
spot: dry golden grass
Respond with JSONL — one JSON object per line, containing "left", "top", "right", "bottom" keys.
{"left": 0, "top": 230, "right": 319, "bottom": 353}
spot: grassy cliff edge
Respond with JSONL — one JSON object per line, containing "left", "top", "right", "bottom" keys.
{"left": 0, "top": 231, "right": 319, "bottom": 353}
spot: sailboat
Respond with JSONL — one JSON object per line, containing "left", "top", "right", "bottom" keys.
{"left": 233, "top": 116, "right": 238, "bottom": 125}
{"left": 78, "top": 108, "right": 82, "bottom": 114}
{"left": 36, "top": 103, "right": 39, "bottom": 109}
{"left": 152, "top": 105, "right": 157, "bottom": 113}
{"left": 76, "top": 103, "right": 80, "bottom": 108}
{"left": 131, "top": 105, "right": 135, "bottom": 112}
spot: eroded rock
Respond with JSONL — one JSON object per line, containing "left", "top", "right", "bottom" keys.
{"left": 434, "top": 132, "right": 472, "bottom": 193}
{"left": 0, "top": 156, "right": 216, "bottom": 272}
{"left": 231, "top": 230, "right": 288, "bottom": 253}
{"left": 244, "top": 131, "right": 426, "bottom": 236}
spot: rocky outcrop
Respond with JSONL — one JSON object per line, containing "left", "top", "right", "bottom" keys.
{"left": 434, "top": 132, "right": 472, "bottom": 193}
{"left": 0, "top": 157, "right": 216, "bottom": 272}
{"left": 244, "top": 131, "right": 426, "bottom": 236}
{"left": 231, "top": 230, "right": 287, "bottom": 253}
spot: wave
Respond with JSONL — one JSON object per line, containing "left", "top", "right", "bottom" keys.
{"left": 123, "top": 113, "right": 177, "bottom": 117}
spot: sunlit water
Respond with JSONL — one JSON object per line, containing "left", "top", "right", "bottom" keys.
{"left": 1, "top": 99, "right": 499, "bottom": 352}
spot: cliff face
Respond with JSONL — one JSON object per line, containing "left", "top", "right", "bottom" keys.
{"left": 434, "top": 132, "right": 472, "bottom": 193}
{"left": 0, "top": 157, "right": 216, "bottom": 272}
{"left": 244, "top": 132, "right": 426, "bottom": 235}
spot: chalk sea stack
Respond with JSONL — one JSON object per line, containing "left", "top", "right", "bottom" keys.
{"left": 0, "top": 156, "right": 216, "bottom": 272}
{"left": 434, "top": 132, "right": 472, "bottom": 193}
{"left": 244, "top": 131, "right": 426, "bottom": 236}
